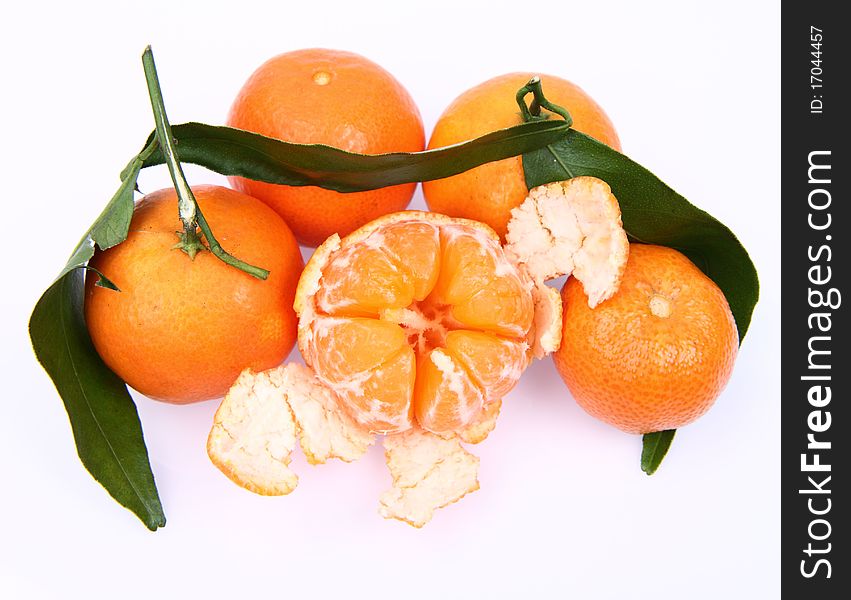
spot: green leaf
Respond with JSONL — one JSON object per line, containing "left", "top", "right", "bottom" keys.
{"left": 54, "top": 238, "right": 118, "bottom": 292}
{"left": 90, "top": 159, "right": 142, "bottom": 250}
{"left": 522, "top": 129, "right": 759, "bottom": 341}
{"left": 55, "top": 156, "right": 145, "bottom": 288}
{"left": 29, "top": 149, "right": 160, "bottom": 527}
{"left": 29, "top": 270, "right": 165, "bottom": 530}
{"left": 641, "top": 430, "right": 676, "bottom": 475}
{"left": 135, "top": 119, "right": 571, "bottom": 192}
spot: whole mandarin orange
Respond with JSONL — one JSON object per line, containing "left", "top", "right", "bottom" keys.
{"left": 85, "top": 185, "right": 303, "bottom": 403}
{"left": 553, "top": 244, "right": 738, "bottom": 434}
{"left": 227, "top": 48, "right": 425, "bottom": 246}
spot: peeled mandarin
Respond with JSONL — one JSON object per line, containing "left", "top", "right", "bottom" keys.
{"left": 298, "top": 214, "right": 534, "bottom": 435}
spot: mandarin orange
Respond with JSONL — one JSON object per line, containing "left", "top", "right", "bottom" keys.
{"left": 553, "top": 244, "right": 738, "bottom": 434}
{"left": 226, "top": 48, "right": 425, "bottom": 246}
{"left": 85, "top": 185, "right": 303, "bottom": 403}
{"left": 423, "top": 73, "right": 621, "bottom": 238}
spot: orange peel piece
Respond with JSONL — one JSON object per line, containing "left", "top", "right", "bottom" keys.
{"left": 505, "top": 176, "right": 629, "bottom": 308}
{"left": 207, "top": 368, "right": 299, "bottom": 496}
{"left": 527, "top": 282, "right": 563, "bottom": 359}
{"left": 459, "top": 398, "right": 502, "bottom": 444}
{"left": 283, "top": 363, "right": 375, "bottom": 464}
{"left": 379, "top": 428, "right": 480, "bottom": 527}
{"left": 207, "top": 364, "right": 374, "bottom": 494}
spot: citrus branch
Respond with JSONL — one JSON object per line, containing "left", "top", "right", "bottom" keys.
{"left": 141, "top": 46, "right": 269, "bottom": 280}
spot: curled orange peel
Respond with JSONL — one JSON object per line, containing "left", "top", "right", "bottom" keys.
{"left": 379, "top": 427, "right": 480, "bottom": 528}
{"left": 506, "top": 176, "right": 629, "bottom": 357}
{"left": 207, "top": 363, "right": 374, "bottom": 495}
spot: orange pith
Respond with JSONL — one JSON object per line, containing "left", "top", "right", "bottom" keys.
{"left": 298, "top": 212, "right": 533, "bottom": 435}
{"left": 553, "top": 244, "right": 739, "bottom": 434}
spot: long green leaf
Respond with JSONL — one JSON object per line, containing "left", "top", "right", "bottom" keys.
{"left": 29, "top": 270, "right": 165, "bottom": 530}
{"left": 28, "top": 148, "right": 160, "bottom": 528}
{"left": 522, "top": 129, "right": 759, "bottom": 340}
{"left": 134, "top": 120, "right": 571, "bottom": 192}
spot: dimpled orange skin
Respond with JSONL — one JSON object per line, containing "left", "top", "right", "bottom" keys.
{"left": 553, "top": 244, "right": 739, "bottom": 434}
{"left": 85, "top": 185, "right": 304, "bottom": 404}
{"left": 423, "top": 72, "right": 621, "bottom": 239}
{"left": 227, "top": 48, "right": 426, "bottom": 247}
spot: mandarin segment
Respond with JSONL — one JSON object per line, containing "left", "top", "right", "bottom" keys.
{"left": 316, "top": 244, "right": 414, "bottom": 317}
{"left": 431, "top": 226, "right": 534, "bottom": 337}
{"left": 450, "top": 274, "right": 533, "bottom": 337}
{"left": 430, "top": 228, "right": 499, "bottom": 305}
{"left": 445, "top": 331, "right": 527, "bottom": 400}
{"left": 414, "top": 349, "right": 485, "bottom": 435}
{"left": 377, "top": 221, "right": 441, "bottom": 301}
{"left": 307, "top": 314, "right": 416, "bottom": 434}
{"left": 310, "top": 316, "right": 408, "bottom": 379}
{"left": 330, "top": 346, "right": 416, "bottom": 434}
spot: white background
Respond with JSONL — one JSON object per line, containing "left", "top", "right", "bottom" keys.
{"left": 0, "top": 1, "right": 780, "bottom": 598}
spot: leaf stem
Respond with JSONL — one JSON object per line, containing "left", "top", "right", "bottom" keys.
{"left": 140, "top": 46, "right": 268, "bottom": 279}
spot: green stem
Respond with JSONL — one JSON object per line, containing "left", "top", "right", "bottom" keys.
{"left": 140, "top": 46, "right": 269, "bottom": 280}
{"left": 141, "top": 48, "right": 198, "bottom": 245}
{"left": 193, "top": 210, "right": 268, "bottom": 278}
{"left": 516, "top": 76, "right": 574, "bottom": 126}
